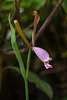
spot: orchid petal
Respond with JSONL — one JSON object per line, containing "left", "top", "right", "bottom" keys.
{"left": 33, "top": 47, "right": 52, "bottom": 62}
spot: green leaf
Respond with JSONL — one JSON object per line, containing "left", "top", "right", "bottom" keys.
{"left": 3, "top": 66, "right": 21, "bottom": 75}
{"left": 20, "top": 0, "right": 31, "bottom": 7}
{"left": 28, "top": 71, "right": 53, "bottom": 99}
{"left": 52, "top": 0, "right": 67, "bottom": 13}
{"left": 1, "top": 0, "right": 14, "bottom": 10}
{"left": 34, "top": 0, "right": 46, "bottom": 10}
{"left": 8, "top": 15, "right": 29, "bottom": 100}
{"left": 8, "top": 14, "right": 26, "bottom": 80}
{"left": 62, "top": 0, "right": 67, "bottom": 13}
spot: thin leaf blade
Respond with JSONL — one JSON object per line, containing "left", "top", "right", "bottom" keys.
{"left": 8, "top": 14, "right": 26, "bottom": 80}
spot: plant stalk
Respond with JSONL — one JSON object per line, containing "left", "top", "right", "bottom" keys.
{"left": 26, "top": 49, "right": 31, "bottom": 79}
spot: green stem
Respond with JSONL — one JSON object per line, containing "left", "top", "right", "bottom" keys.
{"left": 25, "top": 80, "right": 29, "bottom": 100}
{"left": 26, "top": 49, "right": 31, "bottom": 79}
{"left": 25, "top": 49, "right": 31, "bottom": 100}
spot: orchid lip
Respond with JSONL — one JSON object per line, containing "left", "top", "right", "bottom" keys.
{"left": 44, "top": 62, "right": 52, "bottom": 69}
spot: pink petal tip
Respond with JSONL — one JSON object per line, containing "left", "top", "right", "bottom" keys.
{"left": 44, "top": 63, "right": 52, "bottom": 69}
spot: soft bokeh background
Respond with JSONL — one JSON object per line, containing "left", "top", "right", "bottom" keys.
{"left": 0, "top": 0, "right": 67, "bottom": 100}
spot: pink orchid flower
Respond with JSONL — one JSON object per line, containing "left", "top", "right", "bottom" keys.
{"left": 32, "top": 47, "right": 52, "bottom": 69}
